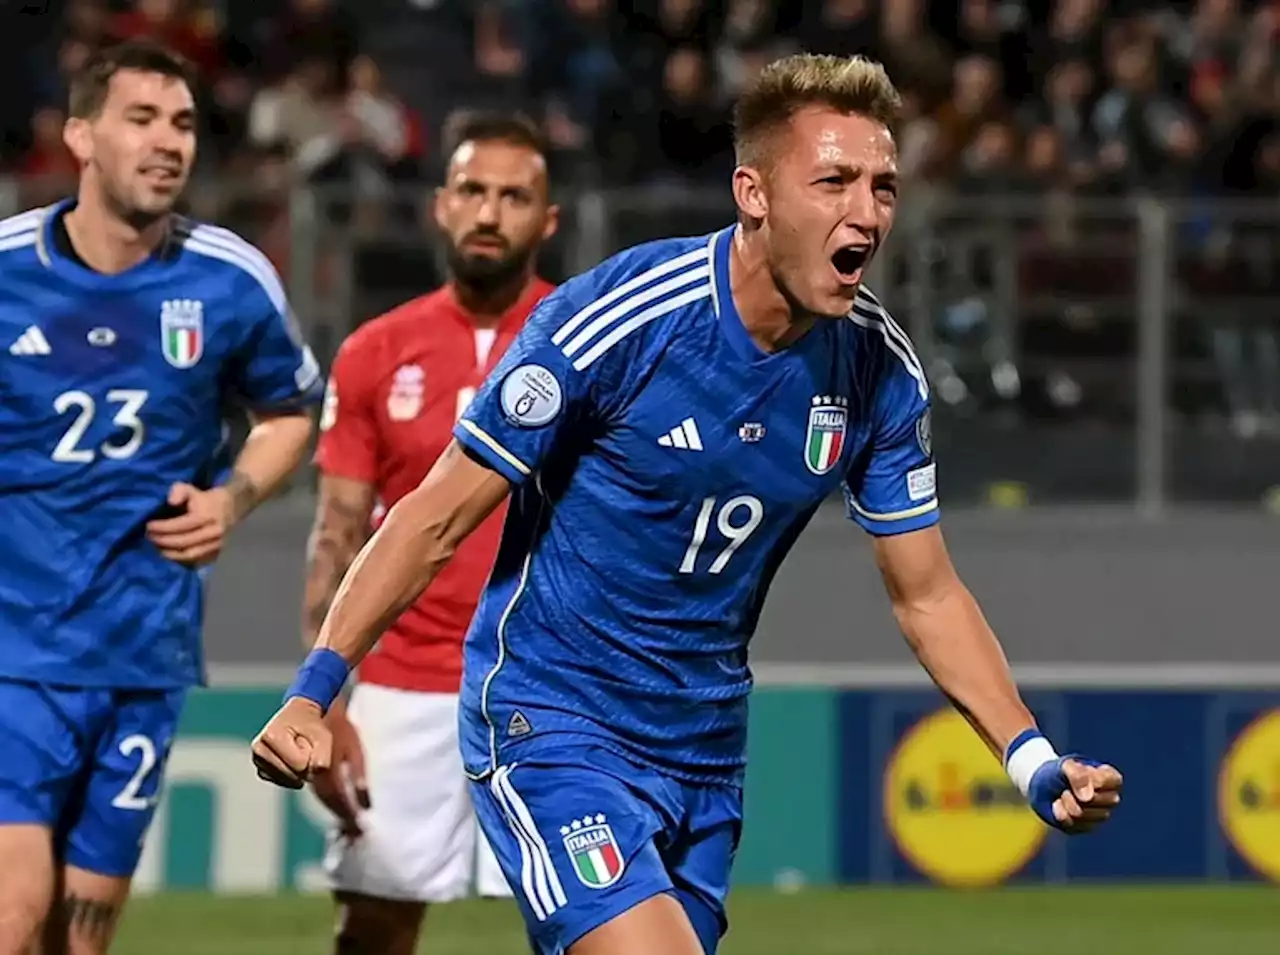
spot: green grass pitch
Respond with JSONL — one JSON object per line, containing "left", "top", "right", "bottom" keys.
{"left": 115, "top": 886, "right": 1278, "bottom": 954}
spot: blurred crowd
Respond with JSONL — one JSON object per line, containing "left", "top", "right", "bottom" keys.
{"left": 6, "top": 0, "right": 1280, "bottom": 202}
{"left": 3, "top": 0, "right": 1278, "bottom": 431}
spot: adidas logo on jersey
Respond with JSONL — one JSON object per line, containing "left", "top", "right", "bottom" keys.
{"left": 9, "top": 325, "right": 50, "bottom": 355}
{"left": 657, "top": 417, "right": 702, "bottom": 451}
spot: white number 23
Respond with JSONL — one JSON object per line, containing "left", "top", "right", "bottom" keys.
{"left": 51, "top": 389, "right": 148, "bottom": 463}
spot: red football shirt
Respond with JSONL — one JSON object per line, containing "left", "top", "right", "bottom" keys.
{"left": 314, "top": 279, "right": 555, "bottom": 692}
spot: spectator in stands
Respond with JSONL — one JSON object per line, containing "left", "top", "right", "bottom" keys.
{"left": 928, "top": 53, "right": 1009, "bottom": 180}
{"left": 110, "top": 0, "right": 222, "bottom": 79}
{"left": 247, "top": 56, "right": 346, "bottom": 181}
{"left": 650, "top": 46, "right": 733, "bottom": 184}
{"left": 1092, "top": 37, "right": 1199, "bottom": 192}
{"left": 16, "top": 106, "right": 79, "bottom": 207}
{"left": 253, "top": 0, "right": 359, "bottom": 84}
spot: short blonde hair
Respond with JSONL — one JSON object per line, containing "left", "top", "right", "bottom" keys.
{"left": 733, "top": 54, "right": 902, "bottom": 168}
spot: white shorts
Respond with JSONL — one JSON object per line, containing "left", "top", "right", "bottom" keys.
{"left": 323, "top": 683, "right": 511, "bottom": 903}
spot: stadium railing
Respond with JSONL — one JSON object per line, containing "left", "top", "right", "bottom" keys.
{"left": 8, "top": 180, "right": 1279, "bottom": 506}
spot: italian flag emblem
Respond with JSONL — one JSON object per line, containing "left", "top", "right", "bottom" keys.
{"left": 562, "top": 814, "right": 624, "bottom": 888}
{"left": 805, "top": 395, "right": 848, "bottom": 475}
{"left": 160, "top": 298, "right": 204, "bottom": 368}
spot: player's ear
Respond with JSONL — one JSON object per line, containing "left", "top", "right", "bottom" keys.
{"left": 541, "top": 203, "right": 560, "bottom": 242}
{"left": 63, "top": 117, "right": 91, "bottom": 165}
{"left": 430, "top": 186, "right": 447, "bottom": 231}
{"left": 732, "top": 165, "right": 768, "bottom": 221}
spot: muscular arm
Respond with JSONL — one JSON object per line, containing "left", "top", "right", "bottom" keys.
{"left": 224, "top": 409, "right": 315, "bottom": 521}
{"left": 312, "top": 441, "right": 512, "bottom": 667}
{"left": 874, "top": 525, "right": 1035, "bottom": 760}
{"left": 303, "top": 475, "right": 377, "bottom": 648}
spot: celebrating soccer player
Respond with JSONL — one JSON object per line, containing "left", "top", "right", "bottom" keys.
{"left": 302, "top": 111, "right": 557, "bottom": 955}
{"left": 0, "top": 40, "right": 320, "bottom": 955}
{"left": 254, "top": 54, "right": 1122, "bottom": 955}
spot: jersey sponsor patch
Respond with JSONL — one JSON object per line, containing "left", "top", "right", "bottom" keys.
{"left": 907, "top": 463, "right": 936, "bottom": 501}
{"left": 387, "top": 364, "right": 424, "bottom": 421}
{"left": 561, "top": 813, "right": 624, "bottom": 888}
{"left": 500, "top": 364, "right": 563, "bottom": 427}
{"left": 916, "top": 409, "right": 932, "bottom": 456}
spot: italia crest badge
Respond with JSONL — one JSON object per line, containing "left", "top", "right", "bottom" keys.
{"left": 562, "top": 814, "right": 624, "bottom": 888}
{"left": 160, "top": 299, "right": 203, "bottom": 368}
{"left": 804, "top": 395, "right": 848, "bottom": 475}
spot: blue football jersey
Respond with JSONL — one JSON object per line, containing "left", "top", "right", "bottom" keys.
{"left": 0, "top": 201, "right": 321, "bottom": 688}
{"left": 455, "top": 226, "right": 937, "bottom": 782}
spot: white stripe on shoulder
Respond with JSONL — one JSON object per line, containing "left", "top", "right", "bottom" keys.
{"left": 0, "top": 207, "right": 48, "bottom": 241}
{"left": 184, "top": 224, "right": 288, "bottom": 314}
{"left": 561, "top": 263, "right": 709, "bottom": 359}
{"left": 855, "top": 290, "right": 926, "bottom": 396}
{"left": 856, "top": 289, "right": 919, "bottom": 368}
{"left": 572, "top": 283, "right": 711, "bottom": 370}
{"left": 0, "top": 230, "right": 38, "bottom": 254}
{"left": 705, "top": 231, "right": 720, "bottom": 317}
{"left": 551, "top": 246, "right": 708, "bottom": 347}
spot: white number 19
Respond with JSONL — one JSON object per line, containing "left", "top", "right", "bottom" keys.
{"left": 680, "top": 495, "right": 764, "bottom": 574}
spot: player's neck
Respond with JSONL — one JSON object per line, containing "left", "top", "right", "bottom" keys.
{"left": 729, "top": 229, "right": 817, "bottom": 353}
{"left": 63, "top": 193, "right": 169, "bottom": 275}
{"left": 451, "top": 273, "right": 533, "bottom": 327}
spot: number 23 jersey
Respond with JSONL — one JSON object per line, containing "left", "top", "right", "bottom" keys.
{"left": 454, "top": 226, "right": 937, "bottom": 784}
{"left": 0, "top": 202, "right": 320, "bottom": 689}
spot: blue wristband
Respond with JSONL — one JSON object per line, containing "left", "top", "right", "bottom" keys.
{"left": 1007, "top": 730, "right": 1106, "bottom": 832}
{"left": 284, "top": 648, "right": 349, "bottom": 713}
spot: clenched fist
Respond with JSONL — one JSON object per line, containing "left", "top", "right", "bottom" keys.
{"left": 1049, "top": 758, "right": 1123, "bottom": 833}
{"left": 251, "top": 697, "right": 333, "bottom": 789}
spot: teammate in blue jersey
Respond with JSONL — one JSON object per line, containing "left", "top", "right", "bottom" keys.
{"left": 0, "top": 40, "right": 320, "bottom": 954}
{"left": 254, "top": 54, "right": 1123, "bottom": 954}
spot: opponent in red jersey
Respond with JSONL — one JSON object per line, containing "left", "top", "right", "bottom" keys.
{"left": 302, "top": 112, "right": 558, "bottom": 955}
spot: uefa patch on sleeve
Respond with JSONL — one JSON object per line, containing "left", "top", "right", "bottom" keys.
{"left": 500, "top": 364, "right": 563, "bottom": 427}
{"left": 915, "top": 409, "right": 932, "bottom": 456}
{"left": 907, "top": 463, "right": 936, "bottom": 501}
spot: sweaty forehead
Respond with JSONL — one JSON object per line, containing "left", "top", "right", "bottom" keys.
{"left": 782, "top": 108, "right": 896, "bottom": 171}
{"left": 448, "top": 140, "right": 547, "bottom": 191}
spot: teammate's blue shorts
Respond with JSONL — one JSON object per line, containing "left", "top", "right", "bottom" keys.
{"left": 470, "top": 739, "right": 743, "bottom": 954}
{"left": 0, "top": 678, "right": 184, "bottom": 877}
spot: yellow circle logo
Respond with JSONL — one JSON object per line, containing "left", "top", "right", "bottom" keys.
{"left": 884, "top": 708, "right": 1047, "bottom": 887}
{"left": 1218, "top": 709, "right": 1280, "bottom": 882}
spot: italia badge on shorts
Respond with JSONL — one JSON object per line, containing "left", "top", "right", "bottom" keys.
{"left": 160, "top": 299, "right": 203, "bottom": 368}
{"left": 804, "top": 395, "right": 848, "bottom": 475}
{"left": 561, "top": 814, "right": 624, "bottom": 889}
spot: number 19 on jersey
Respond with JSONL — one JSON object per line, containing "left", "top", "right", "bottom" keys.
{"left": 680, "top": 495, "right": 764, "bottom": 575}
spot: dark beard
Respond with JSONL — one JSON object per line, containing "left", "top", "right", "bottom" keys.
{"left": 445, "top": 244, "right": 532, "bottom": 295}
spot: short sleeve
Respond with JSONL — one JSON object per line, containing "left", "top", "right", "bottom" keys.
{"left": 843, "top": 340, "right": 939, "bottom": 536}
{"left": 230, "top": 271, "right": 323, "bottom": 410}
{"left": 312, "top": 333, "right": 379, "bottom": 483}
{"left": 453, "top": 287, "right": 605, "bottom": 486}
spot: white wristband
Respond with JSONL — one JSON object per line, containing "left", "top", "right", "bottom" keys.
{"left": 1005, "top": 736, "right": 1060, "bottom": 797}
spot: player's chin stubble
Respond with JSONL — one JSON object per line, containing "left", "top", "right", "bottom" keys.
{"left": 447, "top": 246, "right": 532, "bottom": 293}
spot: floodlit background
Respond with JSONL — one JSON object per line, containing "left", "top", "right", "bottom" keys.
{"left": 6, "top": 1, "right": 1278, "bottom": 952}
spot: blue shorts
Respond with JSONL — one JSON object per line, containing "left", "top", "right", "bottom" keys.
{"left": 0, "top": 678, "right": 184, "bottom": 877}
{"left": 470, "top": 740, "right": 742, "bottom": 954}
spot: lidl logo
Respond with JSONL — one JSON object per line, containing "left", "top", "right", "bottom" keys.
{"left": 883, "top": 708, "right": 1047, "bottom": 887}
{"left": 1218, "top": 708, "right": 1280, "bottom": 882}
